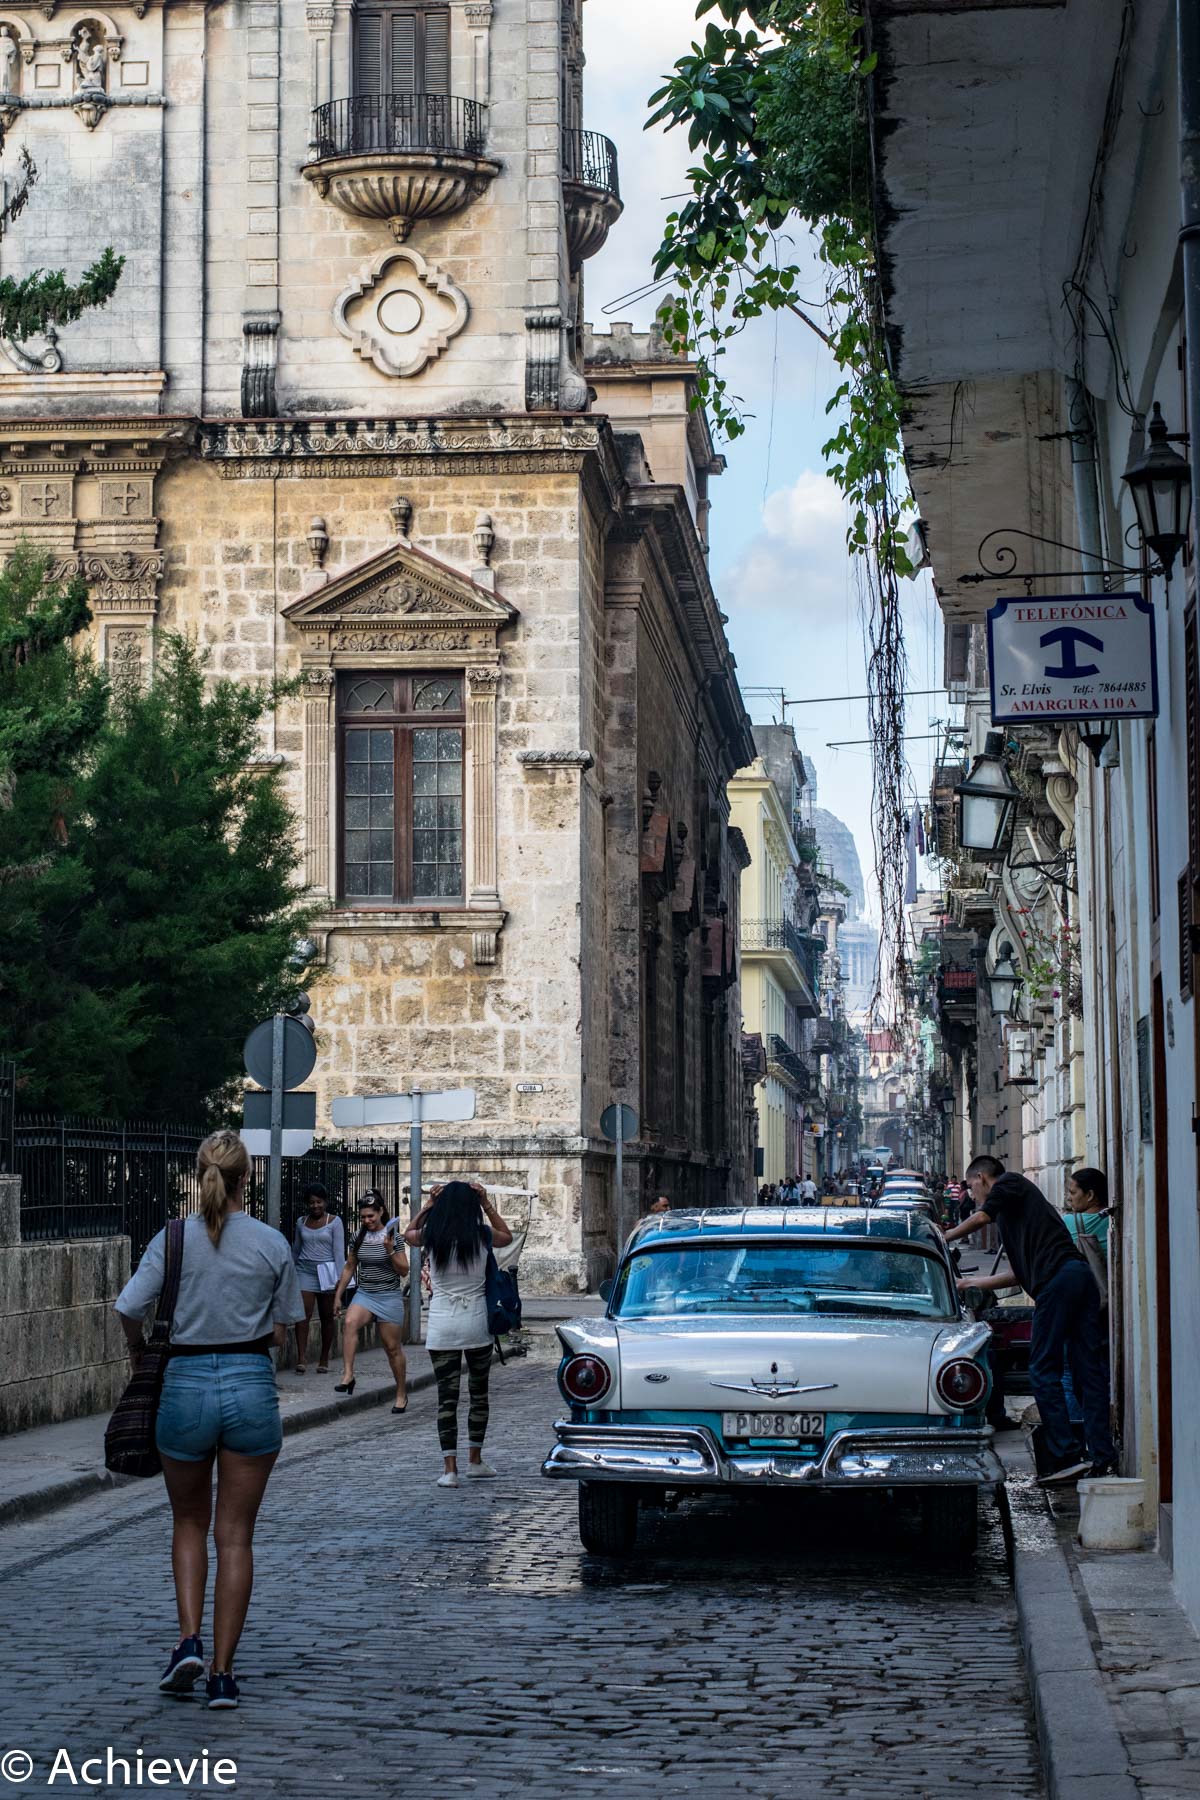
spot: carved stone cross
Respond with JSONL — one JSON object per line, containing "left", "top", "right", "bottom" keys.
{"left": 112, "top": 482, "right": 140, "bottom": 515}
{"left": 27, "top": 483, "right": 61, "bottom": 515}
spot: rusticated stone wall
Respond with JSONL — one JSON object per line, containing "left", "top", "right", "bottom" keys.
{"left": 0, "top": 1178, "right": 131, "bottom": 1434}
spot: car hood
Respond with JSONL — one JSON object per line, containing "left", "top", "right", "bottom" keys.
{"left": 558, "top": 1315, "right": 979, "bottom": 1415}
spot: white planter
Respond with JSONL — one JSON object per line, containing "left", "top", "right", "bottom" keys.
{"left": 1077, "top": 1476, "right": 1145, "bottom": 1551}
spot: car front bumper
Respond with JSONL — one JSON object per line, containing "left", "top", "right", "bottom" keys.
{"left": 542, "top": 1421, "right": 1004, "bottom": 1491}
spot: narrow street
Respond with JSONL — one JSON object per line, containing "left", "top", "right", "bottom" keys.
{"left": 0, "top": 1356, "right": 1042, "bottom": 1800}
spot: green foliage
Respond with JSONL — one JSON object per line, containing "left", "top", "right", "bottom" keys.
{"left": 0, "top": 120, "right": 124, "bottom": 344}
{"left": 0, "top": 576, "right": 314, "bottom": 1119}
{"left": 0, "top": 248, "right": 124, "bottom": 345}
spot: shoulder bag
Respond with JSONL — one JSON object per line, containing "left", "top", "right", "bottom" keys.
{"left": 104, "top": 1218, "right": 186, "bottom": 1478}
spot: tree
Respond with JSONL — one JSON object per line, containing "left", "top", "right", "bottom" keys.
{"left": 0, "top": 117, "right": 123, "bottom": 346}
{"left": 0, "top": 607, "right": 314, "bottom": 1119}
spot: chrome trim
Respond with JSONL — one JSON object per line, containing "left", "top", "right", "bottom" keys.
{"left": 710, "top": 1380, "right": 838, "bottom": 1400}
{"left": 541, "top": 1421, "right": 1003, "bottom": 1490}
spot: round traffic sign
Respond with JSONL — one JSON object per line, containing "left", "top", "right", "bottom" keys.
{"left": 600, "top": 1103, "right": 638, "bottom": 1143}
{"left": 243, "top": 1015, "right": 318, "bottom": 1092}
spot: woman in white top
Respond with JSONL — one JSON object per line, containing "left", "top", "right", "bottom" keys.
{"left": 406, "top": 1180, "right": 512, "bottom": 1488}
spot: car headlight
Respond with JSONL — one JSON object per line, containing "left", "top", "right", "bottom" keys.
{"left": 936, "top": 1359, "right": 987, "bottom": 1409}
{"left": 561, "top": 1353, "right": 612, "bottom": 1404}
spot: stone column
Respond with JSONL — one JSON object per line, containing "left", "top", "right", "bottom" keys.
{"left": 306, "top": 3, "right": 334, "bottom": 112}
{"left": 466, "top": 2, "right": 492, "bottom": 102}
{"left": 467, "top": 664, "right": 500, "bottom": 907}
{"left": 304, "top": 668, "right": 335, "bottom": 896}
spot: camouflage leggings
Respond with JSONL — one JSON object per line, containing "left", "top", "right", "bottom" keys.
{"left": 430, "top": 1345, "right": 493, "bottom": 1452}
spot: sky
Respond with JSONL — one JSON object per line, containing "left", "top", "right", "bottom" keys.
{"left": 582, "top": 0, "right": 947, "bottom": 923}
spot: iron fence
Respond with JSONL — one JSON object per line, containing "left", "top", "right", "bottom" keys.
{"left": 0, "top": 1059, "right": 14, "bottom": 1175}
{"left": 310, "top": 93, "right": 488, "bottom": 160}
{"left": 14, "top": 1114, "right": 406, "bottom": 1264}
{"left": 561, "top": 128, "right": 620, "bottom": 200}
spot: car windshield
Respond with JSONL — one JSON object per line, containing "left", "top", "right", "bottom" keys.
{"left": 611, "top": 1241, "right": 956, "bottom": 1321}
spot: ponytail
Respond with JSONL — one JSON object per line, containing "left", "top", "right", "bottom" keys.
{"left": 197, "top": 1129, "right": 250, "bottom": 1246}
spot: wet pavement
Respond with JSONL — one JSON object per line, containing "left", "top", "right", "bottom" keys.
{"left": 0, "top": 1353, "right": 1043, "bottom": 1798}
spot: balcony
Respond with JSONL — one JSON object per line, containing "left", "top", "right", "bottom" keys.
{"left": 562, "top": 128, "right": 623, "bottom": 267}
{"left": 767, "top": 1035, "right": 810, "bottom": 1095}
{"left": 742, "top": 917, "right": 821, "bottom": 1017}
{"left": 303, "top": 95, "right": 499, "bottom": 241}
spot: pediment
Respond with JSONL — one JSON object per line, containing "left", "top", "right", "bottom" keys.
{"left": 282, "top": 541, "right": 517, "bottom": 643}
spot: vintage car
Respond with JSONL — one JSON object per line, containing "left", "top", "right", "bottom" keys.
{"left": 543, "top": 1208, "right": 1003, "bottom": 1557}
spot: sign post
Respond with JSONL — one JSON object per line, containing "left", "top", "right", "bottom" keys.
{"left": 600, "top": 1102, "right": 639, "bottom": 1250}
{"left": 330, "top": 1086, "right": 477, "bottom": 1345}
{"left": 242, "top": 1007, "right": 318, "bottom": 1231}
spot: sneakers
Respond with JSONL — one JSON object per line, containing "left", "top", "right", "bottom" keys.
{"left": 1037, "top": 1458, "right": 1093, "bottom": 1488}
{"left": 1086, "top": 1460, "right": 1118, "bottom": 1480}
{"left": 437, "top": 1471, "right": 459, "bottom": 1488}
{"left": 159, "top": 1636, "right": 204, "bottom": 1696}
{"left": 464, "top": 1460, "right": 498, "bottom": 1480}
{"left": 205, "top": 1672, "right": 239, "bottom": 1711}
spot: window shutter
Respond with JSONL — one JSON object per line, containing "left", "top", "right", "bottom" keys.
{"left": 390, "top": 12, "right": 416, "bottom": 93}
{"left": 424, "top": 9, "right": 450, "bottom": 93}
{"left": 355, "top": 12, "right": 384, "bottom": 93}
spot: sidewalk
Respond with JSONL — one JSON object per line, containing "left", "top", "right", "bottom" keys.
{"left": 0, "top": 1293, "right": 602, "bottom": 1529}
{"left": 1001, "top": 1434, "right": 1200, "bottom": 1798}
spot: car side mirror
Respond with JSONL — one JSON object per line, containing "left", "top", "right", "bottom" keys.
{"left": 598, "top": 1278, "right": 615, "bottom": 1303}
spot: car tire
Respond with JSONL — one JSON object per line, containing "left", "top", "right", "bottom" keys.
{"left": 578, "top": 1481, "right": 639, "bottom": 1556}
{"left": 920, "top": 1487, "right": 979, "bottom": 1558}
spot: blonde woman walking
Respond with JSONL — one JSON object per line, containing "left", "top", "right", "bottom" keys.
{"left": 114, "top": 1131, "right": 304, "bottom": 1711}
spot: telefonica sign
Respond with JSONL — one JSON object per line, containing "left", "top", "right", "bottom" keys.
{"left": 986, "top": 593, "right": 1159, "bottom": 725}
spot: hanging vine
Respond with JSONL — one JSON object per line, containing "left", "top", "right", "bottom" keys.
{"left": 649, "top": 0, "right": 914, "bottom": 1018}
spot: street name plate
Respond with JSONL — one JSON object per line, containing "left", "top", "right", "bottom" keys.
{"left": 240, "top": 1128, "right": 315, "bottom": 1158}
{"left": 987, "top": 592, "right": 1159, "bottom": 724}
{"left": 331, "top": 1087, "right": 476, "bottom": 1129}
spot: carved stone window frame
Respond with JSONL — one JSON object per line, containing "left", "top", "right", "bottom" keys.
{"left": 283, "top": 537, "right": 515, "bottom": 962}
{"left": 306, "top": 0, "right": 489, "bottom": 117}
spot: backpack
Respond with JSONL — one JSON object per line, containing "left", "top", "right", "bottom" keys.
{"left": 484, "top": 1245, "right": 522, "bottom": 1341}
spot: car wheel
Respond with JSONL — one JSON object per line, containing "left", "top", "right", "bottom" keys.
{"left": 578, "top": 1481, "right": 639, "bottom": 1556}
{"left": 920, "top": 1486, "right": 979, "bottom": 1558}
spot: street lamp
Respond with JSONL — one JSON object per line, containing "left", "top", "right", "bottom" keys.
{"left": 940, "top": 1091, "right": 955, "bottom": 1118}
{"left": 955, "top": 732, "right": 1021, "bottom": 862}
{"left": 988, "top": 941, "right": 1021, "bottom": 1018}
{"left": 1122, "top": 402, "right": 1192, "bottom": 577}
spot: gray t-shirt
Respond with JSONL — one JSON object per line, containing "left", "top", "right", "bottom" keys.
{"left": 115, "top": 1212, "right": 305, "bottom": 1345}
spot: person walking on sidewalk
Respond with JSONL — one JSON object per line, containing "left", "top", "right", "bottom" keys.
{"left": 291, "top": 1182, "right": 344, "bottom": 1375}
{"left": 945, "top": 1154, "right": 1116, "bottom": 1486}
{"left": 332, "top": 1190, "right": 410, "bottom": 1412}
{"left": 405, "top": 1180, "right": 513, "bottom": 1489}
{"left": 114, "top": 1130, "right": 305, "bottom": 1711}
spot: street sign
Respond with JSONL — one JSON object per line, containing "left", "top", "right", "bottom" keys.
{"left": 516, "top": 1082, "right": 544, "bottom": 1094}
{"left": 330, "top": 1087, "right": 476, "bottom": 1129}
{"left": 243, "top": 1090, "right": 316, "bottom": 1132}
{"left": 240, "top": 1128, "right": 315, "bottom": 1158}
{"left": 600, "top": 1103, "right": 638, "bottom": 1143}
{"left": 987, "top": 593, "right": 1159, "bottom": 725}
{"left": 243, "top": 1016, "right": 317, "bottom": 1091}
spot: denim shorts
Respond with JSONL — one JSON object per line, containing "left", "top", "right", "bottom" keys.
{"left": 156, "top": 1354, "right": 282, "bottom": 1462}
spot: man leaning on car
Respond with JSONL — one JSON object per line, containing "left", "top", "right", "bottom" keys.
{"left": 943, "top": 1155, "right": 1116, "bottom": 1489}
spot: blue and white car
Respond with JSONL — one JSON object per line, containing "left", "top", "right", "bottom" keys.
{"left": 543, "top": 1207, "right": 1002, "bottom": 1557}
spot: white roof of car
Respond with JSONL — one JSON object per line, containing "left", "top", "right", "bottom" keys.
{"left": 629, "top": 1206, "right": 943, "bottom": 1249}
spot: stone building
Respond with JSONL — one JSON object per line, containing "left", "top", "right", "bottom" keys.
{"left": 0, "top": 0, "right": 753, "bottom": 1288}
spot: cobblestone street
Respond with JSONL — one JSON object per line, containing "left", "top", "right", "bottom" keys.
{"left": 0, "top": 1353, "right": 1043, "bottom": 1799}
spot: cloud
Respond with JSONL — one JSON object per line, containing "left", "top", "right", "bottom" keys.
{"left": 721, "top": 469, "right": 854, "bottom": 618}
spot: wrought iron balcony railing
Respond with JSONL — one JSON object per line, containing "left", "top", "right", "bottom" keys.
{"left": 767, "top": 1035, "right": 810, "bottom": 1094}
{"left": 562, "top": 128, "right": 621, "bottom": 200}
{"left": 310, "top": 94, "right": 488, "bottom": 161}
{"left": 741, "top": 916, "right": 807, "bottom": 963}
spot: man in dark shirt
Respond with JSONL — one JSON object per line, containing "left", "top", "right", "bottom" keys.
{"left": 945, "top": 1155, "right": 1115, "bottom": 1486}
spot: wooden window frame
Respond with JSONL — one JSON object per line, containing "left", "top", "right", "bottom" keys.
{"left": 336, "top": 670, "right": 465, "bottom": 909}
{"left": 353, "top": 3, "right": 451, "bottom": 97}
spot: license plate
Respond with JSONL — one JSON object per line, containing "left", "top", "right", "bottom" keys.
{"left": 722, "top": 1410, "right": 825, "bottom": 1440}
